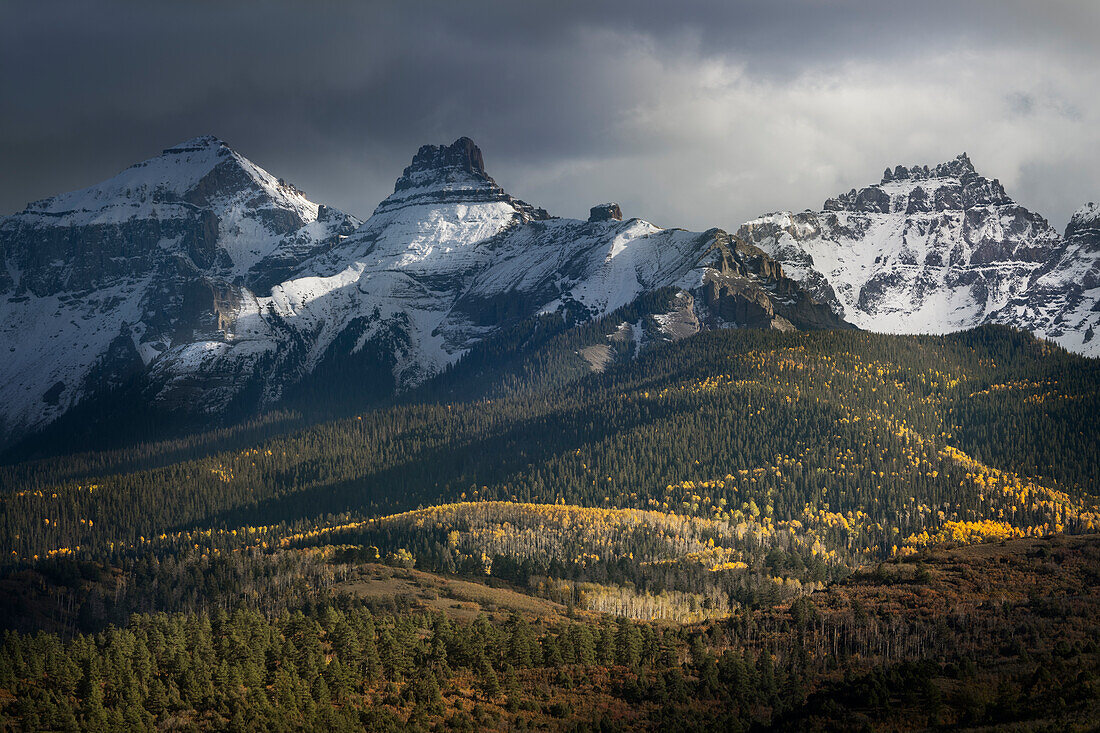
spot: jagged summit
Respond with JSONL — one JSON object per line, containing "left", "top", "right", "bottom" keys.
{"left": 880, "top": 153, "right": 976, "bottom": 183}
{"left": 1070, "top": 202, "right": 1099, "bottom": 227}
{"left": 396, "top": 137, "right": 487, "bottom": 189}
{"left": 741, "top": 152, "right": 1063, "bottom": 337}
{"left": 823, "top": 152, "right": 1014, "bottom": 214}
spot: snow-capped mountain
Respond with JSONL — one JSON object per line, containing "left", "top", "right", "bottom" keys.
{"left": 0, "top": 136, "right": 360, "bottom": 444}
{"left": 738, "top": 154, "right": 1066, "bottom": 336}
{"left": 146, "top": 138, "right": 843, "bottom": 413}
{"left": 0, "top": 136, "right": 841, "bottom": 448}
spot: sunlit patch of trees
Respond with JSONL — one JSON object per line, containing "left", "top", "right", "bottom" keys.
{"left": 312, "top": 501, "right": 840, "bottom": 619}
{"left": 905, "top": 519, "right": 1027, "bottom": 547}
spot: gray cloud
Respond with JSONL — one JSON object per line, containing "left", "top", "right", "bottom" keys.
{"left": 1, "top": 0, "right": 1097, "bottom": 230}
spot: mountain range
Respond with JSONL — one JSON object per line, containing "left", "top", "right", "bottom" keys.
{"left": 1, "top": 136, "right": 1095, "bottom": 450}
{"left": 738, "top": 154, "right": 1098, "bottom": 351}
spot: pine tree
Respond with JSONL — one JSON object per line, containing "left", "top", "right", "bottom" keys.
{"left": 477, "top": 656, "right": 500, "bottom": 701}
{"left": 615, "top": 619, "right": 642, "bottom": 668}
{"left": 504, "top": 613, "right": 535, "bottom": 668}
{"left": 570, "top": 625, "right": 596, "bottom": 666}
{"left": 82, "top": 677, "right": 110, "bottom": 733}
{"left": 413, "top": 669, "right": 443, "bottom": 714}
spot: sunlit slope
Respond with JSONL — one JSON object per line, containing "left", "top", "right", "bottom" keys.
{"left": 4, "top": 326, "right": 1098, "bottom": 585}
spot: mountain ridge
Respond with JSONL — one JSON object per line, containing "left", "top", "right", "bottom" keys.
{"left": 737, "top": 152, "right": 1095, "bottom": 353}
{"left": 0, "top": 135, "right": 841, "bottom": 451}
{"left": 2, "top": 139, "right": 1095, "bottom": 453}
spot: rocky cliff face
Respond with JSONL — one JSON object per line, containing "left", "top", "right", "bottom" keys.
{"left": 988, "top": 203, "right": 1100, "bottom": 355}
{"left": 374, "top": 136, "right": 550, "bottom": 220}
{"left": 738, "top": 154, "right": 1067, "bottom": 337}
{"left": 700, "top": 231, "right": 850, "bottom": 332}
{"left": 588, "top": 203, "right": 623, "bottom": 222}
{"left": 0, "top": 137, "right": 841, "bottom": 446}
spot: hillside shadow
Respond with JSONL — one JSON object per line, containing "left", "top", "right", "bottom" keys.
{"left": 167, "top": 393, "right": 703, "bottom": 533}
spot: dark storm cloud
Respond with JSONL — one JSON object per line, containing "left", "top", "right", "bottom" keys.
{"left": 2, "top": 1, "right": 1097, "bottom": 230}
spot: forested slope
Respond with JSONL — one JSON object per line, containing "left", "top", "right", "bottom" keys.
{"left": 2, "top": 534, "right": 1097, "bottom": 731}
{"left": 2, "top": 325, "right": 1097, "bottom": 608}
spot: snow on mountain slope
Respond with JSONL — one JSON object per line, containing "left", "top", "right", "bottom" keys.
{"left": 146, "top": 139, "right": 764, "bottom": 409}
{"left": 0, "top": 136, "right": 359, "bottom": 444}
{"left": 19, "top": 136, "right": 337, "bottom": 280}
{"left": 738, "top": 154, "right": 1064, "bottom": 335}
{"left": 989, "top": 202, "right": 1100, "bottom": 356}
{"left": 0, "top": 135, "right": 847, "bottom": 446}
{"left": 139, "top": 137, "right": 846, "bottom": 422}
{"left": 145, "top": 138, "right": 550, "bottom": 405}
{"left": 9, "top": 135, "right": 1090, "bottom": 450}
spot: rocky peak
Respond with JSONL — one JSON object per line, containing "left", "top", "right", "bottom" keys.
{"left": 743, "top": 151, "right": 1066, "bottom": 338}
{"left": 824, "top": 153, "right": 1014, "bottom": 214}
{"left": 21, "top": 134, "right": 281, "bottom": 218}
{"left": 1, "top": 132, "right": 337, "bottom": 300}
{"left": 393, "top": 137, "right": 491, "bottom": 193}
{"left": 588, "top": 203, "right": 622, "bottom": 222}
{"left": 374, "top": 138, "right": 551, "bottom": 220}
{"left": 1068, "top": 202, "right": 1099, "bottom": 228}
{"left": 880, "top": 153, "right": 975, "bottom": 184}
{"left": 1065, "top": 202, "right": 1100, "bottom": 250}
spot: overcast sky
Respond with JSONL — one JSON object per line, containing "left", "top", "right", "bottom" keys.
{"left": 2, "top": 1, "right": 1097, "bottom": 231}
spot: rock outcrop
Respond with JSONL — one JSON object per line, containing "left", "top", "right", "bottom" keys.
{"left": 376, "top": 136, "right": 550, "bottom": 220}
{"left": 588, "top": 203, "right": 623, "bottom": 222}
{"left": 700, "top": 231, "right": 849, "bottom": 332}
